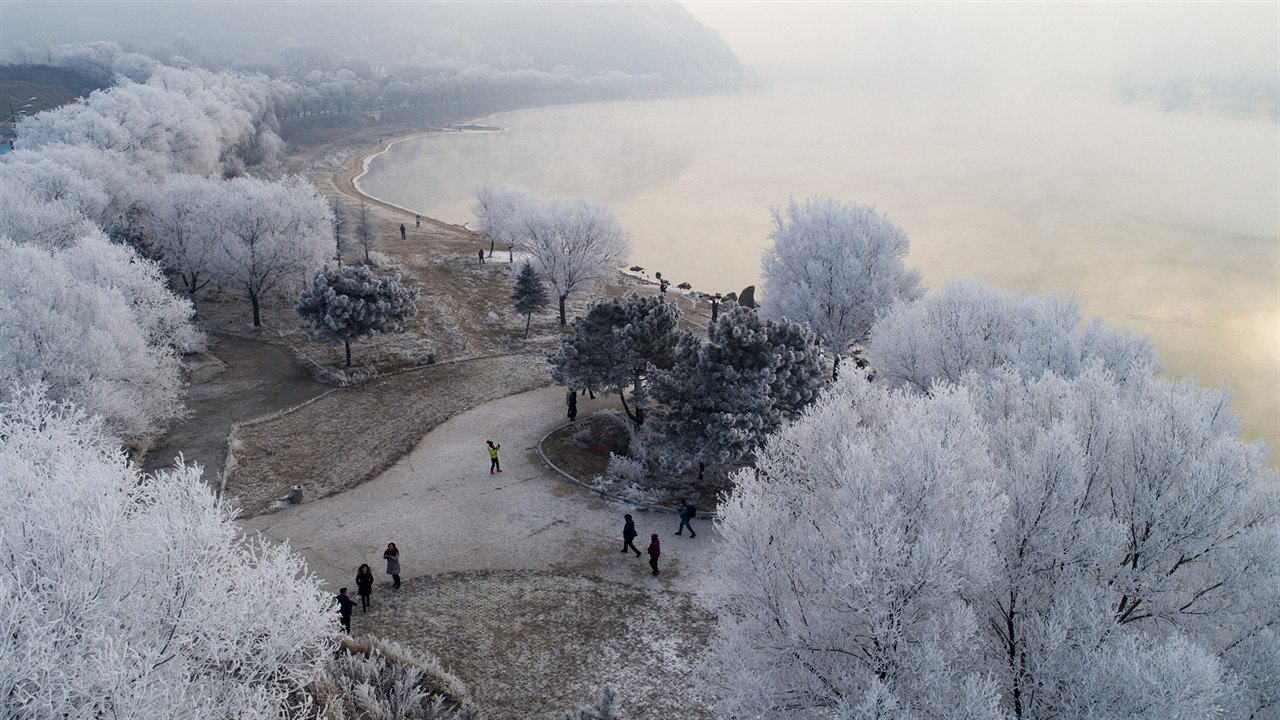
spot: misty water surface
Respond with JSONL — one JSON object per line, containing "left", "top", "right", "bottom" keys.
{"left": 357, "top": 89, "right": 1279, "bottom": 463}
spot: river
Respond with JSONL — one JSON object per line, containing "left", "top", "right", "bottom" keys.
{"left": 356, "top": 88, "right": 1279, "bottom": 464}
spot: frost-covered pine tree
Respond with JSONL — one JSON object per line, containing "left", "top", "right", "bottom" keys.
{"left": 0, "top": 387, "right": 335, "bottom": 720}
{"left": 760, "top": 196, "right": 924, "bottom": 379}
{"left": 295, "top": 264, "right": 419, "bottom": 367}
{"left": 548, "top": 293, "right": 685, "bottom": 425}
{"left": 511, "top": 260, "right": 550, "bottom": 339}
{"left": 651, "top": 306, "right": 824, "bottom": 467}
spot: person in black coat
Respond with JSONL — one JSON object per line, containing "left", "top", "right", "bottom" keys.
{"left": 621, "top": 513, "right": 641, "bottom": 557}
{"left": 336, "top": 588, "right": 357, "bottom": 633}
{"left": 355, "top": 563, "right": 375, "bottom": 612}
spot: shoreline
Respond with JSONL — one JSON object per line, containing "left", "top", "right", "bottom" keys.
{"left": 329, "top": 126, "right": 480, "bottom": 237}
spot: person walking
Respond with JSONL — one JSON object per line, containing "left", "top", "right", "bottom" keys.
{"left": 400, "top": 223, "right": 406, "bottom": 240}
{"left": 415, "top": 214, "right": 421, "bottom": 227}
{"left": 383, "top": 542, "right": 401, "bottom": 589}
{"left": 676, "top": 499, "right": 697, "bottom": 538}
{"left": 355, "top": 563, "right": 374, "bottom": 612}
{"left": 336, "top": 588, "right": 356, "bottom": 633}
{"left": 567, "top": 388, "right": 578, "bottom": 421}
{"left": 622, "top": 514, "right": 641, "bottom": 557}
{"left": 478, "top": 248, "right": 485, "bottom": 264}
{"left": 647, "top": 534, "right": 661, "bottom": 575}
{"left": 487, "top": 440, "right": 501, "bottom": 473}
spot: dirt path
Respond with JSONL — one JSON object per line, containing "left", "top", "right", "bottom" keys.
{"left": 143, "top": 334, "right": 328, "bottom": 478}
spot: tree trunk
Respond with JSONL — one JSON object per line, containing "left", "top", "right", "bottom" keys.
{"left": 558, "top": 294, "right": 568, "bottom": 325}
{"left": 832, "top": 353, "right": 840, "bottom": 380}
{"left": 250, "top": 293, "right": 261, "bottom": 327}
{"left": 524, "top": 313, "right": 532, "bottom": 339}
{"left": 344, "top": 339, "right": 352, "bottom": 367}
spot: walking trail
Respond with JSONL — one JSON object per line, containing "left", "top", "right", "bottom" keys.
{"left": 240, "top": 385, "right": 719, "bottom": 596}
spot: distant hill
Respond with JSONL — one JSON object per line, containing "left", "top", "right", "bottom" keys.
{"left": 0, "top": 65, "right": 107, "bottom": 132}
{"left": 2, "top": 2, "right": 749, "bottom": 85}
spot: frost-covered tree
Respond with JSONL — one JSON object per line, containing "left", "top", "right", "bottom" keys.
{"left": 549, "top": 293, "right": 685, "bottom": 425}
{"left": 474, "top": 183, "right": 539, "bottom": 259}
{"left": 353, "top": 201, "right": 377, "bottom": 265}
{"left": 295, "top": 265, "right": 419, "bottom": 367}
{"left": 969, "top": 366, "right": 1279, "bottom": 720}
{"left": 0, "top": 387, "right": 336, "bottom": 719}
{"left": 866, "top": 277, "right": 1160, "bottom": 392}
{"left": 511, "top": 260, "right": 550, "bottom": 339}
{"left": 147, "top": 173, "right": 227, "bottom": 297}
{"left": 760, "top": 196, "right": 924, "bottom": 378}
{"left": 0, "top": 236, "right": 193, "bottom": 445}
{"left": 706, "top": 362, "right": 1280, "bottom": 719}
{"left": 513, "top": 192, "right": 632, "bottom": 325}
{"left": 18, "top": 65, "right": 285, "bottom": 177}
{"left": 708, "top": 373, "right": 1008, "bottom": 719}
{"left": 0, "top": 182, "right": 101, "bottom": 250}
{"left": 215, "top": 175, "right": 334, "bottom": 326}
{"left": 650, "top": 306, "right": 824, "bottom": 466}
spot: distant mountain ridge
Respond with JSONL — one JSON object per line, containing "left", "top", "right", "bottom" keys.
{"left": 2, "top": 1, "right": 749, "bottom": 85}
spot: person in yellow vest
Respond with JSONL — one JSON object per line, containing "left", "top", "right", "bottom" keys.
{"left": 487, "top": 440, "right": 501, "bottom": 473}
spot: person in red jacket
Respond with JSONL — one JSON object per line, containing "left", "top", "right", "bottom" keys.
{"left": 647, "top": 533, "right": 661, "bottom": 575}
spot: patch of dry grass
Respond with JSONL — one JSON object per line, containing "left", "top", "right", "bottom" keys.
{"left": 354, "top": 570, "right": 718, "bottom": 720}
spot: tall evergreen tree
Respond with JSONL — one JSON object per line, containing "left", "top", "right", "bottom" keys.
{"left": 510, "top": 261, "right": 550, "bottom": 338}
{"left": 548, "top": 293, "right": 685, "bottom": 425}
{"left": 651, "top": 306, "right": 825, "bottom": 467}
{"left": 295, "top": 265, "right": 418, "bottom": 367}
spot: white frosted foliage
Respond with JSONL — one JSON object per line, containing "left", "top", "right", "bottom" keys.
{"left": 0, "top": 388, "right": 335, "bottom": 720}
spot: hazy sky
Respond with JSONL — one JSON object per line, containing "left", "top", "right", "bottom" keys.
{"left": 684, "top": 2, "right": 1279, "bottom": 92}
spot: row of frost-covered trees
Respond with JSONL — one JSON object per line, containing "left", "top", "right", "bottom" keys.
{"left": 0, "top": 59, "right": 342, "bottom": 445}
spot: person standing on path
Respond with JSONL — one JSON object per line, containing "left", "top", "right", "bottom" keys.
{"left": 647, "top": 534, "right": 661, "bottom": 575}
{"left": 355, "top": 563, "right": 374, "bottom": 612}
{"left": 400, "top": 223, "right": 406, "bottom": 240}
{"left": 567, "top": 388, "right": 578, "bottom": 421}
{"left": 487, "top": 440, "right": 501, "bottom": 473}
{"left": 415, "top": 214, "right": 421, "bottom": 227}
{"left": 383, "top": 543, "right": 401, "bottom": 589}
{"left": 478, "top": 248, "right": 485, "bottom": 264}
{"left": 676, "top": 499, "right": 697, "bottom": 538}
{"left": 622, "top": 514, "right": 641, "bottom": 556}
{"left": 336, "top": 588, "right": 356, "bottom": 633}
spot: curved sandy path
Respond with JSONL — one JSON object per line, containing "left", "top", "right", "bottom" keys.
{"left": 240, "top": 385, "right": 718, "bottom": 594}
